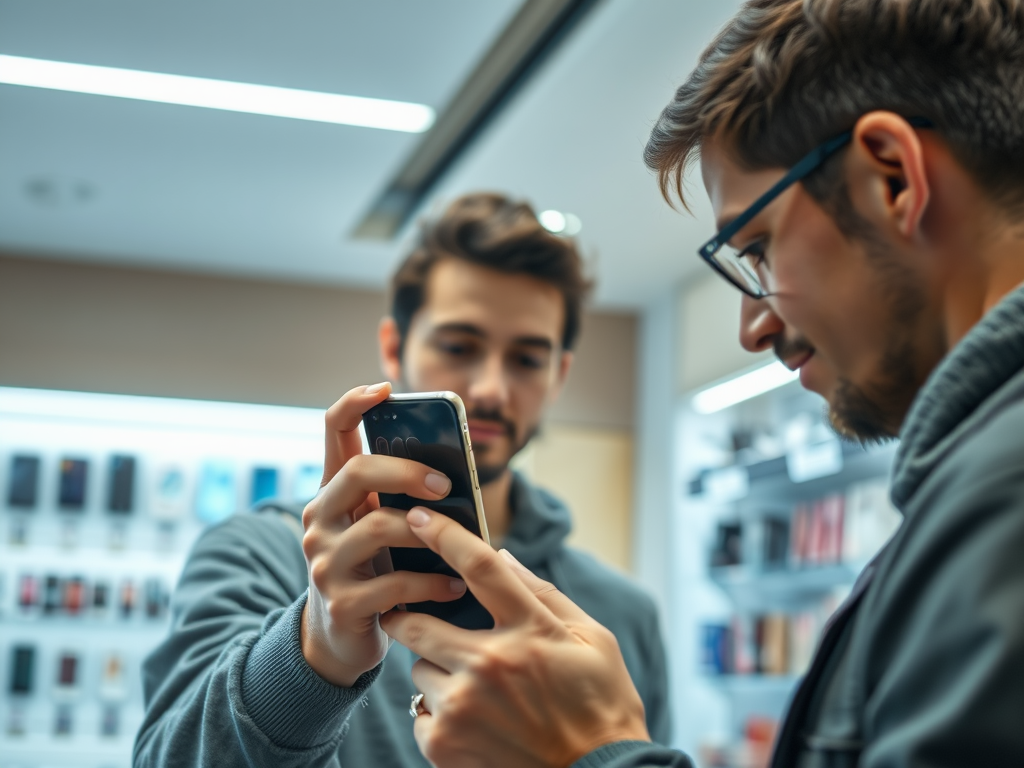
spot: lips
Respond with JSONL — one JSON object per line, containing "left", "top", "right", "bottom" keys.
{"left": 784, "top": 350, "right": 815, "bottom": 372}
{"left": 467, "top": 421, "right": 509, "bottom": 444}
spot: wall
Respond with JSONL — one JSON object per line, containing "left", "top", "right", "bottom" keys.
{"left": 0, "top": 253, "right": 637, "bottom": 569}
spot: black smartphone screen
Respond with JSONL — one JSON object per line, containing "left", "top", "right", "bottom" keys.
{"left": 363, "top": 397, "right": 493, "bottom": 630}
{"left": 108, "top": 455, "right": 136, "bottom": 513}
{"left": 8, "top": 455, "right": 40, "bottom": 508}
{"left": 10, "top": 645, "right": 35, "bottom": 695}
{"left": 58, "top": 458, "right": 88, "bottom": 510}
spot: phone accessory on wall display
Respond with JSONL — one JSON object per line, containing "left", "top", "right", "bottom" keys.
{"left": 120, "top": 579, "right": 136, "bottom": 618}
{"left": 100, "top": 652, "right": 127, "bottom": 701}
{"left": 250, "top": 467, "right": 279, "bottom": 506}
{"left": 54, "top": 703, "right": 73, "bottom": 736}
{"left": 9, "top": 645, "right": 35, "bottom": 695}
{"left": 144, "top": 577, "right": 168, "bottom": 619}
{"left": 107, "top": 454, "right": 136, "bottom": 514}
{"left": 8, "top": 454, "right": 41, "bottom": 509}
{"left": 195, "top": 460, "right": 236, "bottom": 524}
{"left": 63, "top": 576, "right": 86, "bottom": 615}
{"left": 150, "top": 464, "right": 189, "bottom": 523}
{"left": 58, "top": 458, "right": 89, "bottom": 511}
{"left": 101, "top": 704, "right": 120, "bottom": 737}
{"left": 43, "top": 575, "right": 62, "bottom": 614}
{"left": 55, "top": 652, "right": 80, "bottom": 699}
{"left": 18, "top": 574, "right": 38, "bottom": 609}
{"left": 92, "top": 581, "right": 110, "bottom": 615}
{"left": 6, "top": 705, "right": 26, "bottom": 736}
{"left": 292, "top": 464, "right": 322, "bottom": 503}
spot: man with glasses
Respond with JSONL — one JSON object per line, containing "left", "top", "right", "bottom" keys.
{"left": 381, "top": 2, "right": 1024, "bottom": 767}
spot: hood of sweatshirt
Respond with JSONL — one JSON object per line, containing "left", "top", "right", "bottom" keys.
{"left": 500, "top": 471, "right": 573, "bottom": 571}
{"left": 892, "top": 284, "right": 1024, "bottom": 511}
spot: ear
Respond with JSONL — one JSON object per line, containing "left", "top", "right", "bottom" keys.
{"left": 546, "top": 350, "right": 574, "bottom": 405}
{"left": 849, "top": 111, "right": 931, "bottom": 240}
{"left": 378, "top": 316, "right": 403, "bottom": 382}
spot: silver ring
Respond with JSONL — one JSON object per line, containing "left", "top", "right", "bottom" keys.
{"left": 409, "top": 692, "right": 426, "bottom": 718}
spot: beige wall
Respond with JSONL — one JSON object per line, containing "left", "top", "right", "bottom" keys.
{"left": 0, "top": 253, "right": 637, "bottom": 570}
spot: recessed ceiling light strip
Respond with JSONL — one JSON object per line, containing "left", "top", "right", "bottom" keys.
{"left": 0, "top": 54, "right": 434, "bottom": 133}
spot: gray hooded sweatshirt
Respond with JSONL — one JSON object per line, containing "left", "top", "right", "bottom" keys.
{"left": 134, "top": 472, "right": 670, "bottom": 767}
{"left": 575, "top": 285, "right": 1024, "bottom": 767}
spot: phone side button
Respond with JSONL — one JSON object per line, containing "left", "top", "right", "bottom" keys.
{"left": 471, "top": 468, "right": 480, "bottom": 489}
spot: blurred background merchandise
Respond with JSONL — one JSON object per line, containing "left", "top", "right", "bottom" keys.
{"left": 0, "top": 2, "right": 899, "bottom": 766}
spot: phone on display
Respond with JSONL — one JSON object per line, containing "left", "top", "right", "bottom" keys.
{"left": 10, "top": 645, "right": 35, "bottom": 695}
{"left": 8, "top": 455, "right": 40, "bottom": 509}
{"left": 107, "top": 455, "right": 136, "bottom": 513}
{"left": 58, "top": 458, "right": 89, "bottom": 511}
{"left": 362, "top": 392, "right": 493, "bottom": 630}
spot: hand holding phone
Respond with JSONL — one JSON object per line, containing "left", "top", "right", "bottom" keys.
{"left": 299, "top": 383, "right": 471, "bottom": 688}
{"left": 362, "top": 393, "right": 492, "bottom": 630}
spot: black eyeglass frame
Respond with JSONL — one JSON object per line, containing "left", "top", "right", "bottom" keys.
{"left": 697, "top": 116, "right": 934, "bottom": 298}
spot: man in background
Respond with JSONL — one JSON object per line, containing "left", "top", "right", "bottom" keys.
{"left": 134, "top": 192, "right": 670, "bottom": 767}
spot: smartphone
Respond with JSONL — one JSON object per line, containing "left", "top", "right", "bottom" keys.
{"left": 362, "top": 392, "right": 493, "bottom": 629}
{"left": 10, "top": 645, "right": 35, "bottom": 695}
{"left": 8, "top": 455, "right": 40, "bottom": 509}
{"left": 58, "top": 458, "right": 89, "bottom": 511}
{"left": 107, "top": 455, "right": 136, "bottom": 514}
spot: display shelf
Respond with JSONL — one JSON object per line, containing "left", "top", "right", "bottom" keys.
{"left": 706, "top": 674, "right": 801, "bottom": 696}
{"left": 710, "top": 563, "right": 861, "bottom": 608}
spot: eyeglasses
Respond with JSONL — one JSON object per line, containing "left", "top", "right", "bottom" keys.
{"left": 698, "top": 117, "right": 933, "bottom": 298}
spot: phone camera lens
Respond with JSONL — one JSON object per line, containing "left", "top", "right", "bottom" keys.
{"left": 392, "top": 413, "right": 398, "bottom": 420}
{"left": 372, "top": 413, "right": 378, "bottom": 421}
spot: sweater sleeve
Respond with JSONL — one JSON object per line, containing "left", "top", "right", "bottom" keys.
{"left": 570, "top": 741, "right": 695, "bottom": 768}
{"left": 133, "top": 511, "right": 382, "bottom": 768}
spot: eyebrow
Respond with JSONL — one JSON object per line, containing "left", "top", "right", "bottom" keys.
{"left": 431, "top": 322, "right": 555, "bottom": 351}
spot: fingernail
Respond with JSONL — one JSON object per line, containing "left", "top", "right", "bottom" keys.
{"left": 364, "top": 381, "right": 389, "bottom": 394}
{"left": 408, "top": 507, "right": 431, "bottom": 527}
{"left": 500, "top": 548, "right": 528, "bottom": 573}
{"left": 423, "top": 472, "right": 451, "bottom": 496}
{"left": 450, "top": 579, "right": 466, "bottom": 593}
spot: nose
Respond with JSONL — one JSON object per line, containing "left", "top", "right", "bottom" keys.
{"left": 467, "top": 351, "right": 510, "bottom": 411}
{"left": 739, "top": 295, "right": 784, "bottom": 353}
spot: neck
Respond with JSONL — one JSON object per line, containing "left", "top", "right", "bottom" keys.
{"left": 941, "top": 219, "right": 1024, "bottom": 349}
{"left": 480, "top": 469, "right": 513, "bottom": 544}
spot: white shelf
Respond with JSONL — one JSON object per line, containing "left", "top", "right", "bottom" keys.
{"left": 710, "top": 563, "right": 861, "bottom": 610}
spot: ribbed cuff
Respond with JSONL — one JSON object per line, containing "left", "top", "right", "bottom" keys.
{"left": 241, "top": 594, "right": 382, "bottom": 750}
{"left": 571, "top": 740, "right": 683, "bottom": 768}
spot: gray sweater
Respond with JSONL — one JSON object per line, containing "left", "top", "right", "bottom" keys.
{"left": 134, "top": 473, "right": 670, "bottom": 767}
{"left": 578, "top": 286, "right": 1024, "bottom": 767}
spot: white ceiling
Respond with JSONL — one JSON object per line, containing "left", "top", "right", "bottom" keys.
{"left": 0, "top": 0, "right": 740, "bottom": 310}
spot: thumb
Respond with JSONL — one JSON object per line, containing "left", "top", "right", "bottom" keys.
{"left": 499, "top": 549, "right": 592, "bottom": 625}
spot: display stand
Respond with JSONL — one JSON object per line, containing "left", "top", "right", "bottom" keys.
{"left": 0, "top": 387, "right": 325, "bottom": 768}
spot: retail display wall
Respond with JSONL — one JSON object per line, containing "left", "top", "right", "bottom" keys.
{"left": 672, "top": 377, "right": 900, "bottom": 768}
{"left": 0, "top": 387, "right": 325, "bottom": 768}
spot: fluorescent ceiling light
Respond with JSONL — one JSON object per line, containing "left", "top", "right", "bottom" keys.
{"left": 692, "top": 361, "right": 799, "bottom": 414}
{"left": 0, "top": 386, "right": 324, "bottom": 436}
{"left": 0, "top": 54, "right": 435, "bottom": 133}
{"left": 539, "top": 209, "right": 582, "bottom": 236}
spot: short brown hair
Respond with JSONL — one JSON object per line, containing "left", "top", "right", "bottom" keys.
{"left": 389, "top": 192, "right": 592, "bottom": 353}
{"left": 645, "top": 0, "right": 1024, "bottom": 217}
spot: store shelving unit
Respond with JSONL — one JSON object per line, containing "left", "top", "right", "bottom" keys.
{"left": 0, "top": 387, "right": 326, "bottom": 768}
{"left": 672, "top": 379, "right": 899, "bottom": 768}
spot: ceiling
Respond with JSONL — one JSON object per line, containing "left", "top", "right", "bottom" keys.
{"left": 0, "top": 0, "right": 740, "bottom": 310}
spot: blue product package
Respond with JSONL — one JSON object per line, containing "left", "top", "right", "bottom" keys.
{"left": 195, "top": 460, "right": 236, "bottom": 524}
{"left": 250, "top": 467, "right": 279, "bottom": 505}
{"left": 292, "top": 465, "right": 322, "bottom": 503}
